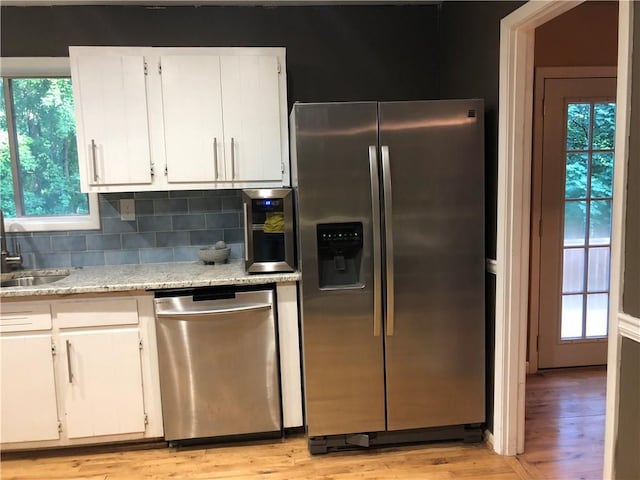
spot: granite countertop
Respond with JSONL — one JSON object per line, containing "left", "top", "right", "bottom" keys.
{"left": 0, "top": 259, "right": 300, "bottom": 298}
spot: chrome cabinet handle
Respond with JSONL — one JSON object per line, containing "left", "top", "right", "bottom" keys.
{"left": 381, "top": 145, "right": 394, "bottom": 337}
{"left": 90, "top": 139, "right": 98, "bottom": 183}
{"left": 66, "top": 340, "right": 73, "bottom": 383}
{"left": 214, "top": 137, "right": 219, "bottom": 180}
{"left": 243, "top": 202, "right": 250, "bottom": 261}
{"left": 231, "top": 137, "right": 236, "bottom": 179}
{"left": 369, "top": 145, "right": 382, "bottom": 337}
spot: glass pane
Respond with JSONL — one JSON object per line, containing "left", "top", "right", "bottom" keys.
{"left": 565, "top": 153, "right": 588, "bottom": 199}
{"left": 591, "top": 152, "right": 614, "bottom": 199}
{"left": 588, "top": 247, "right": 611, "bottom": 292}
{"left": 589, "top": 200, "right": 612, "bottom": 245}
{"left": 566, "top": 103, "right": 591, "bottom": 151}
{"left": 592, "top": 102, "right": 616, "bottom": 150}
{"left": 10, "top": 78, "right": 88, "bottom": 216}
{"left": 564, "top": 201, "right": 587, "bottom": 246}
{"left": 561, "top": 294, "right": 584, "bottom": 339}
{"left": 586, "top": 293, "right": 609, "bottom": 337}
{"left": 563, "top": 248, "right": 585, "bottom": 293}
{"left": 0, "top": 80, "right": 17, "bottom": 217}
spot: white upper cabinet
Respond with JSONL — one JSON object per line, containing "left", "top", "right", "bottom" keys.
{"left": 160, "top": 55, "right": 225, "bottom": 184}
{"left": 69, "top": 47, "right": 289, "bottom": 192}
{"left": 220, "top": 55, "right": 283, "bottom": 182}
{"left": 70, "top": 52, "right": 153, "bottom": 190}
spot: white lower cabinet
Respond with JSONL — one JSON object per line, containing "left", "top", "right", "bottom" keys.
{"left": 0, "top": 334, "right": 60, "bottom": 443}
{"left": 0, "top": 283, "right": 302, "bottom": 451}
{"left": 60, "top": 329, "right": 146, "bottom": 439}
{"left": 276, "top": 282, "right": 303, "bottom": 429}
{"left": 0, "top": 294, "right": 163, "bottom": 451}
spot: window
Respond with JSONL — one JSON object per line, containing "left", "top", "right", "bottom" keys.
{"left": 0, "top": 58, "right": 99, "bottom": 232}
{"left": 561, "top": 101, "right": 616, "bottom": 339}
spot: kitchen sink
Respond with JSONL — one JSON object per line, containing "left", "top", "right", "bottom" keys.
{"left": 1, "top": 273, "right": 69, "bottom": 288}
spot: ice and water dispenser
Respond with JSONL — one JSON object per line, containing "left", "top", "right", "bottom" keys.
{"left": 316, "top": 222, "right": 364, "bottom": 289}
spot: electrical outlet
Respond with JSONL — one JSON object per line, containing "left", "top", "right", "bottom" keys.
{"left": 120, "top": 199, "right": 136, "bottom": 221}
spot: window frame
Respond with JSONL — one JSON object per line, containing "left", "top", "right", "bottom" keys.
{"left": 0, "top": 57, "right": 100, "bottom": 232}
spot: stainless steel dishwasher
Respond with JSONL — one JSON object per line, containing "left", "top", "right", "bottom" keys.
{"left": 154, "top": 286, "right": 281, "bottom": 443}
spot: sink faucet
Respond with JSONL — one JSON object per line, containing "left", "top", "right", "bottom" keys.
{"left": 1, "top": 209, "right": 22, "bottom": 272}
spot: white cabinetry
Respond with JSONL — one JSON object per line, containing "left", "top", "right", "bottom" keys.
{"left": 54, "top": 294, "right": 149, "bottom": 440}
{"left": 220, "top": 55, "right": 283, "bottom": 183}
{"left": 72, "top": 54, "right": 153, "bottom": 188}
{"left": 0, "top": 303, "right": 59, "bottom": 444}
{"left": 69, "top": 47, "right": 289, "bottom": 193}
{"left": 0, "top": 294, "right": 163, "bottom": 451}
{"left": 276, "top": 282, "right": 303, "bottom": 429}
{"left": 160, "top": 55, "right": 224, "bottom": 184}
{"left": 60, "top": 329, "right": 145, "bottom": 439}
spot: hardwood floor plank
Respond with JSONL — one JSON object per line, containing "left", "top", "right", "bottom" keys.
{"left": 517, "top": 366, "right": 606, "bottom": 480}
{"left": 1, "top": 367, "right": 606, "bottom": 480}
{"left": 2, "top": 437, "right": 525, "bottom": 480}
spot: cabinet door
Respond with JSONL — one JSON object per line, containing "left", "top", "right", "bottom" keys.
{"left": 221, "top": 55, "right": 283, "bottom": 182}
{"left": 161, "top": 55, "right": 226, "bottom": 184}
{"left": 60, "top": 328, "right": 146, "bottom": 439}
{"left": 72, "top": 54, "right": 152, "bottom": 188}
{"left": 1, "top": 335, "right": 60, "bottom": 443}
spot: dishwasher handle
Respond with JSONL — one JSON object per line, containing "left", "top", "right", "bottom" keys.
{"left": 155, "top": 303, "right": 272, "bottom": 318}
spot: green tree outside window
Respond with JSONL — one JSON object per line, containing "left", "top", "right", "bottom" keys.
{"left": 1, "top": 77, "right": 88, "bottom": 218}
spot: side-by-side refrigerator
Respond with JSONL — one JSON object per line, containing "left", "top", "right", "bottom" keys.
{"left": 290, "top": 100, "right": 485, "bottom": 453}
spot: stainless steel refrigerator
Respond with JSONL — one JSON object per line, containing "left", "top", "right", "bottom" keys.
{"left": 290, "top": 100, "right": 485, "bottom": 453}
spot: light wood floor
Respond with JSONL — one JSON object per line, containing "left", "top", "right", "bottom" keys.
{"left": 517, "top": 366, "right": 606, "bottom": 480}
{"left": 1, "top": 367, "right": 606, "bottom": 480}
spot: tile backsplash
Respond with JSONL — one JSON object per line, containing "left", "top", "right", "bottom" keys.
{"left": 8, "top": 190, "right": 245, "bottom": 269}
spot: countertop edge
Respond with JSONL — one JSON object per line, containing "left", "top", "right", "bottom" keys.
{"left": 0, "top": 263, "right": 300, "bottom": 298}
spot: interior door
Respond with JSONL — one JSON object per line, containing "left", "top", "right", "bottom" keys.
{"left": 537, "top": 77, "right": 616, "bottom": 369}
{"left": 380, "top": 100, "right": 485, "bottom": 431}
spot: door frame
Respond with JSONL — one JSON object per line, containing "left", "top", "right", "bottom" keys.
{"left": 529, "top": 66, "right": 617, "bottom": 374}
{"left": 495, "top": 6, "right": 634, "bottom": 480}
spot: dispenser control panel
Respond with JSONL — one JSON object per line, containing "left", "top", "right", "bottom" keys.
{"left": 317, "top": 223, "right": 363, "bottom": 249}
{"left": 316, "top": 222, "right": 363, "bottom": 289}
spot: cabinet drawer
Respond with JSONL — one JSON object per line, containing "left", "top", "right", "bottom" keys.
{"left": 0, "top": 303, "right": 52, "bottom": 333}
{"left": 53, "top": 298, "right": 139, "bottom": 328}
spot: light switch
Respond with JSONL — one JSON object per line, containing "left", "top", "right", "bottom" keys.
{"left": 120, "top": 199, "right": 136, "bottom": 221}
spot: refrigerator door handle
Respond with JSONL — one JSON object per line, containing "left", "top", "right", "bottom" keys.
{"left": 369, "top": 145, "right": 382, "bottom": 337}
{"left": 381, "top": 145, "right": 394, "bottom": 336}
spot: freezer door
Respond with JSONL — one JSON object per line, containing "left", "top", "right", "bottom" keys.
{"left": 379, "top": 100, "right": 485, "bottom": 431}
{"left": 291, "top": 102, "right": 386, "bottom": 437}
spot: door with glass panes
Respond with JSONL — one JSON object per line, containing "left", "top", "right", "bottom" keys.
{"left": 538, "top": 76, "right": 616, "bottom": 368}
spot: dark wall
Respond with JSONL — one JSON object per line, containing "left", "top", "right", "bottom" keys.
{"left": 439, "top": 0, "right": 524, "bottom": 432}
{"left": 0, "top": 1, "right": 525, "bottom": 258}
{"left": 624, "top": 3, "right": 640, "bottom": 318}
{"left": 1, "top": 5, "right": 441, "bottom": 108}
{"left": 439, "top": 1, "right": 524, "bottom": 260}
{"left": 616, "top": 337, "right": 640, "bottom": 478}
